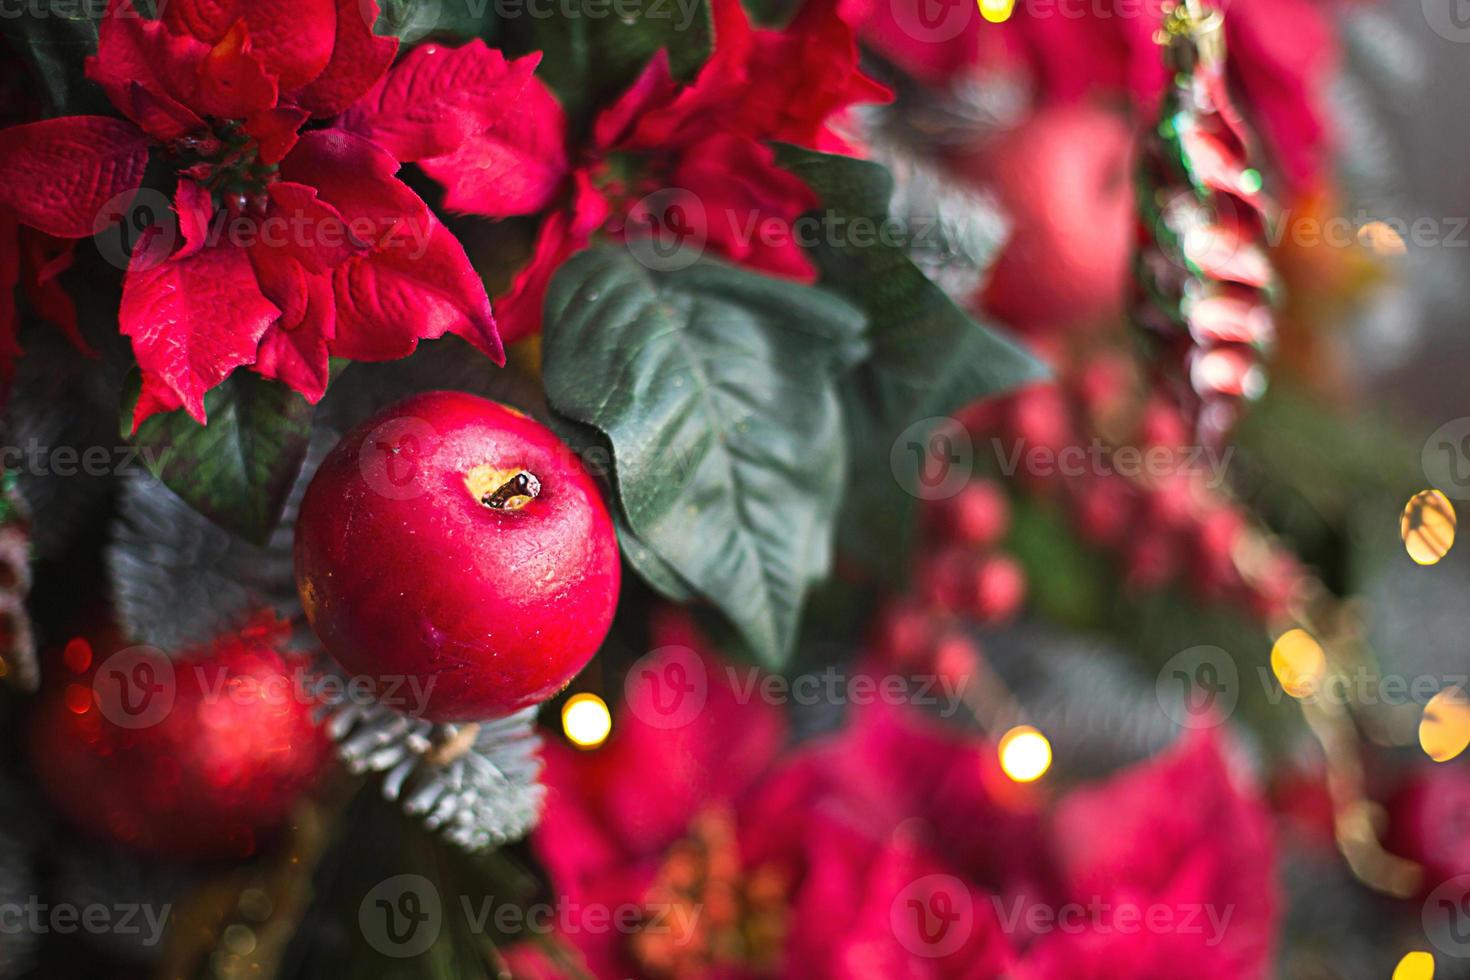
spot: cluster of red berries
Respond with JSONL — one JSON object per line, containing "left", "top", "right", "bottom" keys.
{"left": 874, "top": 479, "right": 1025, "bottom": 682}
{"left": 961, "top": 344, "right": 1302, "bottom": 623}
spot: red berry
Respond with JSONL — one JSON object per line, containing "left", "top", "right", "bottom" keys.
{"left": 917, "top": 546, "right": 972, "bottom": 612}
{"left": 875, "top": 600, "right": 936, "bottom": 669}
{"left": 1072, "top": 476, "right": 1136, "bottom": 546}
{"left": 27, "top": 617, "right": 330, "bottom": 862}
{"left": 932, "top": 481, "right": 1011, "bottom": 548}
{"left": 969, "top": 555, "right": 1027, "bottom": 623}
{"left": 294, "top": 392, "right": 621, "bottom": 721}
{"left": 931, "top": 632, "right": 980, "bottom": 690}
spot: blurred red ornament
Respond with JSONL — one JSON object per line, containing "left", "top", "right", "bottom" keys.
{"left": 951, "top": 104, "right": 1135, "bottom": 335}
{"left": 26, "top": 615, "right": 330, "bottom": 863}
{"left": 967, "top": 554, "right": 1027, "bottom": 623}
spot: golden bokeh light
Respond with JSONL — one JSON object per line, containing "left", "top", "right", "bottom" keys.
{"left": 1392, "top": 950, "right": 1434, "bottom": 980}
{"left": 999, "top": 725, "right": 1052, "bottom": 783}
{"left": 979, "top": 0, "right": 1016, "bottom": 23}
{"left": 1401, "top": 490, "right": 1456, "bottom": 565}
{"left": 1270, "top": 628, "right": 1327, "bottom": 700}
{"left": 1420, "top": 687, "right": 1470, "bottom": 763}
{"left": 562, "top": 693, "right": 612, "bottom": 749}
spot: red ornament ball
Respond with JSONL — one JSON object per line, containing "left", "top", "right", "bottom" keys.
{"left": 295, "top": 391, "right": 621, "bottom": 722}
{"left": 951, "top": 104, "right": 1135, "bottom": 334}
{"left": 27, "top": 616, "right": 330, "bottom": 863}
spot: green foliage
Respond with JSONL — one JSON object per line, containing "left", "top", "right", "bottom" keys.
{"left": 542, "top": 247, "right": 867, "bottom": 667}
{"left": 0, "top": 0, "right": 110, "bottom": 117}
{"left": 497, "top": 0, "right": 711, "bottom": 127}
{"left": 123, "top": 372, "right": 313, "bottom": 545}
{"left": 774, "top": 145, "right": 1047, "bottom": 575}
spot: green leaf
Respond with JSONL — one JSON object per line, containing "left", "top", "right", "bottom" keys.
{"left": 375, "top": 0, "right": 492, "bottom": 43}
{"left": 774, "top": 144, "right": 1048, "bottom": 574}
{"left": 498, "top": 0, "right": 710, "bottom": 128}
{"left": 542, "top": 247, "right": 866, "bottom": 667}
{"left": 124, "top": 373, "right": 314, "bottom": 545}
{"left": 0, "top": 2, "right": 110, "bottom": 117}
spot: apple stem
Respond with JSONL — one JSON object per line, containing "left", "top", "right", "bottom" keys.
{"left": 481, "top": 471, "right": 541, "bottom": 510}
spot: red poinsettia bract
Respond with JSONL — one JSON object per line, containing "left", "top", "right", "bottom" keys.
{"left": 346, "top": 0, "right": 891, "bottom": 343}
{"left": 0, "top": 0, "right": 523, "bottom": 427}
{"left": 527, "top": 614, "right": 1279, "bottom": 978}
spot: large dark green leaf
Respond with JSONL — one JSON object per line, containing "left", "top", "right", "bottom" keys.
{"left": 775, "top": 144, "right": 1048, "bottom": 574}
{"left": 542, "top": 247, "right": 866, "bottom": 666}
{"left": 498, "top": 0, "right": 710, "bottom": 128}
{"left": 0, "top": 2, "right": 110, "bottom": 117}
{"left": 124, "top": 372, "right": 314, "bottom": 545}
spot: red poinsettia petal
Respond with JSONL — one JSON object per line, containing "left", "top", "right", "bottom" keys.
{"left": 261, "top": 180, "right": 361, "bottom": 273}
{"left": 278, "top": 129, "right": 428, "bottom": 250}
{"left": 0, "top": 117, "right": 150, "bottom": 239}
{"left": 127, "top": 81, "right": 205, "bottom": 143}
{"left": 735, "top": 0, "right": 891, "bottom": 149}
{"left": 591, "top": 49, "right": 679, "bottom": 152}
{"left": 293, "top": 0, "right": 399, "bottom": 117}
{"left": 419, "top": 73, "right": 567, "bottom": 217}
{"left": 88, "top": 0, "right": 207, "bottom": 133}
{"left": 330, "top": 212, "right": 502, "bottom": 364}
{"left": 164, "top": 0, "right": 337, "bottom": 93}
{"left": 243, "top": 107, "right": 308, "bottom": 166}
{"left": 0, "top": 213, "right": 21, "bottom": 377}
{"left": 1045, "top": 729, "right": 1278, "bottom": 979}
{"left": 250, "top": 249, "right": 334, "bottom": 402}
{"left": 493, "top": 170, "right": 609, "bottom": 343}
{"left": 174, "top": 178, "right": 214, "bottom": 259}
{"left": 121, "top": 236, "right": 280, "bottom": 427}
{"left": 194, "top": 20, "right": 278, "bottom": 120}
{"left": 666, "top": 133, "right": 818, "bottom": 282}
{"left": 18, "top": 231, "right": 90, "bottom": 355}
{"left": 340, "top": 41, "right": 540, "bottom": 165}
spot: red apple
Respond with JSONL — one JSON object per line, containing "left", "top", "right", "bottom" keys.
{"left": 949, "top": 104, "right": 1135, "bottom": 334}
{"left": 294, "top": 391, "right": 621, "bottom": 722}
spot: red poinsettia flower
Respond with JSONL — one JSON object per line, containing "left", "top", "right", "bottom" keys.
{"left": 347, "top": 0, "right": 890, "bottom": 343}
{"left": 0, "top": 0, "right": 517, "bottom": 426}
{"left": 744, "top": 698, "right": 1278, "bottom": 978}
{"left": 532, "top": 610, "right": 788, "bottom": 978}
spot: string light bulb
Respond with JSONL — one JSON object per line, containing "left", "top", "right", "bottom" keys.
{"left": 1392, "top": 951, "right": 1434, "bottom": 980}
{"left": 1401, "top": 490, "right": 1456, "bottom": 565}
{"left": 562, "top": 693, "right": 612, "bottom": 749}
{"left": 1270, "top": 628, "right": 1326, "bottom": 700}
{"left": 978, "top": 0, "right": 1015, "bottom": 23}
{"left": 999, "top": 725, "right": 1052, "bottom": 783}
{"left": 1420, "top": 687, "right": 1470, "bottom": 763}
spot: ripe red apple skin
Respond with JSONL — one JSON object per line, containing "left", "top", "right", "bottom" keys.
{"left": 295, "top": 391, "right": 621, "bottom": 722}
